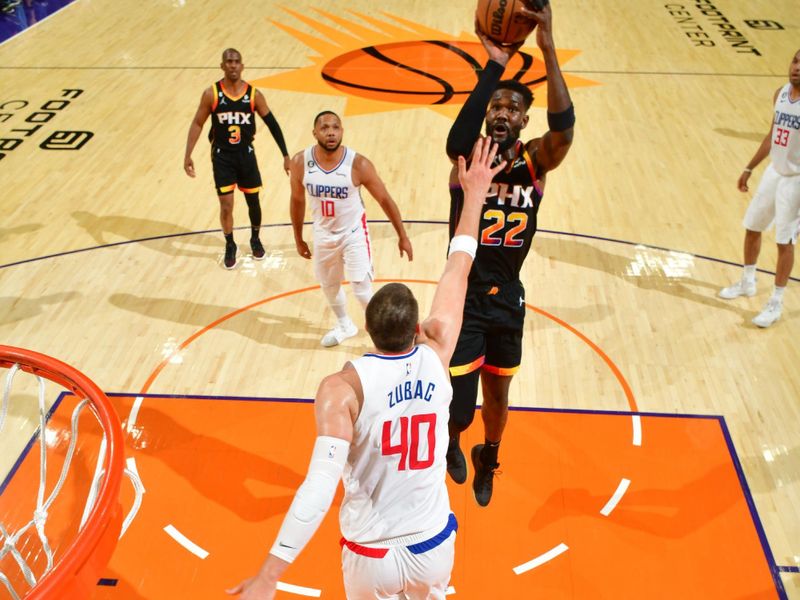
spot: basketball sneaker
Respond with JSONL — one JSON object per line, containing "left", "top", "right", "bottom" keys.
{"left": 471, "top": 444, "right": 500, "bottom": 508}
{"left": 446, "top": 440, "right": 467, "bottom": 484}
{"left": 321, "top": 321, "right": 358, "bottom": 347}
{"left": 250, "top": 237, "right": 266, "bottom": 260}
{"left": 224, "top": 242, "right": 237, "bottom": 270}
{"left": 718, "top": 279, "right": 756, "bottom": 299}
{"left": 752, "top": 298, "right": 782, "bottom": 328}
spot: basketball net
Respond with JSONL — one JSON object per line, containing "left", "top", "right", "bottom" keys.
{"left": 0, "top": 358, "right": 143, "bottom": 600}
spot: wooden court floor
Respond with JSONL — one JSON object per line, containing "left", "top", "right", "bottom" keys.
{"left": 1, "top": 0, "right": 799, "bottom": 598}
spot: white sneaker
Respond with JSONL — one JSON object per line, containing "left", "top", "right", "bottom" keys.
{"left": 718, "top": 279, "right": 756, "bottom": 299}
{"left": 321, "top": 322, "right": 358, "bottom": 347}
{"left": 752, "top": 299, "right": 782, "bottom": 328}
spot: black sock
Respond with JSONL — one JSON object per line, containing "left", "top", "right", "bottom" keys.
{"left": 481, "top": 439, "right": 500, "bottom": 466}
{"left": 447, "top": 433, "right": 460, "bottom": 455}
{"left": 224, "top": 232, "right": 234, "bottom": 245}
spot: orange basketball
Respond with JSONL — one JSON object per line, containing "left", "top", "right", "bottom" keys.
{"left": 475, "top": 0, "right": 543, "bottom": 46}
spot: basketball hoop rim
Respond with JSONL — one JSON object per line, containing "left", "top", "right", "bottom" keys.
{"left": 0, "top": 344, "right": 124, "bottom": 599}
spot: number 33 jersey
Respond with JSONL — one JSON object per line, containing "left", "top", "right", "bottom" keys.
{"left": 303, "top": 146, "right": 366, "bottom": 236}
{"left": 342, "top": 344, "right": 452, "bottom": 544}
{"left": 449, "top": 140, "right": 544, "bottom": 287}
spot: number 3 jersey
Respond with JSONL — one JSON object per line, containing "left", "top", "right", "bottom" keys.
{"left": 771, "top": 83, "right": 800, "bottom": 176}
{"left": 303, "top": 146, "right": 366, "bottom": 236}
{"left": 209, "top": 80, "right": 257, "bottom": 151}
{"left": 449, "top": 140, "right": 544, "bottom": 287}
{"left": 342, "top": 344, "right": 452, "bottom": 544}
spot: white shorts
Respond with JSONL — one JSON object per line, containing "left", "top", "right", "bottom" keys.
{"left": 313, "top": 220, "right": 373, "bottom": 288}
{"left": 340, "top": 520, "right": 456, "bottom": 600}
{"left": 742, "top": 163, "right": 800, "bottom": 244}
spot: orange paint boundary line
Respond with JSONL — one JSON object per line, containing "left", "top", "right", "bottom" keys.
{"left": 140, "top": 279, "right": 637, "bottom": 413}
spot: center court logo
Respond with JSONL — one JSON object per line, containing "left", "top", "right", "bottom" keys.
{"left": 250, "top": 8, "right": 597, "bottom": 117}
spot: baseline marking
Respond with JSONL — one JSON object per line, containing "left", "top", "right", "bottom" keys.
{"left": 276, "top": 581, "right": 322, "bottom": 597}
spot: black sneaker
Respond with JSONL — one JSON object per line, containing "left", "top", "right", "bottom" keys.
{"left": 223, "top": 242, "right": 237, "bottom": 270}
{"left": 250, "top": 237, "right": 265, "bottom": 260}
{"left": 446, "top": 441, "right": 467, "bottom": 484}
{"left": 471, "top": 444, "right": 499, "bottom": 507}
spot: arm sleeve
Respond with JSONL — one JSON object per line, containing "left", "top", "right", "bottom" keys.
{"left": 445, "top": 60, "right": 506, "bottom": 161}
{"left": 262, "top": 111, "right": 289, "bottom": 157}
{"left": 269, "top": 436, "right": 348, "bottom": 563}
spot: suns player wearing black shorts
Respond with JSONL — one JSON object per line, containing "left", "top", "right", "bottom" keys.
{"left": 184, "top": 48, "right": 291, "bottom": 269}
{"left": 444, "top": 3, "right": 575, "bottom": 507}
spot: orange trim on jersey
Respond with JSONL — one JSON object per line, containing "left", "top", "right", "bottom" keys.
{"left": 250, "top": 89, "right": 256, "bottom": 112}
{"left": 482, "top": 363, "right": 520, "bottom": 376}
{"left": 521, "top": 145, "right": 537, "bottom": 182}
{"left": 211, "top": 82, "right": 219, "bottom": 112}
{"left": 238, "top": 185, "right": 261, "bottom": 193}
{"left": 218, "top": 184, "right": 236, "bottom": 194}
{"left": 449, "top": 355, "right": 485, "bottom": 377}
{"left": 219, "top": 80, "right": 251, "bottom": 102}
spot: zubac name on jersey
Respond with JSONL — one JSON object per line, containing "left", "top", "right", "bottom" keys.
{"left": 387, "top": 379, "right": 437, "bottom": 408}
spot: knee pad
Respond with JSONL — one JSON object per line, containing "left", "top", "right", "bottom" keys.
{"left": 351, "top": 278, "right": 373, "bottom": 309}
{"left": 449, "top": 370, "right": 480, "bottom": 432}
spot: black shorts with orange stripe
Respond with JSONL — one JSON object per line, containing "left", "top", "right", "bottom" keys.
{"left": 211, "top": 144, "right": 262, "bottom": 195}
{"left": 449, "top": 280, "right": 526, "bottom": 378}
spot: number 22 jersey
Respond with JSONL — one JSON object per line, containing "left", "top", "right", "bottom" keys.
{"left": 449, "top": 140, "right": 544, "bottom": 287}
{"left": 341, "top": 344, "right": 452, "bottom": 544}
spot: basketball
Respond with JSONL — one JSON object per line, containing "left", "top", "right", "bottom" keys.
{"left": 475, "top": 0, "right": 549, "bottom": 46}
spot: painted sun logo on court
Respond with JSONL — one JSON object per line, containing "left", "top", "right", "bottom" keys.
{"left": 250, "top": 8, "right": 598, "bottom": 117}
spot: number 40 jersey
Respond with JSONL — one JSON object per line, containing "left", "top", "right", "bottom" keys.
{"left": 341, "top": 344, "right": 453, "bottom": 544}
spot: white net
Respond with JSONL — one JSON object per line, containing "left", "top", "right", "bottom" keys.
{"left": 0, "top": 361, "right": 142, "bottom": 600}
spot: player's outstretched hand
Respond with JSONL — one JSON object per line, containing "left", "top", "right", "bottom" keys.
{"left": 518, "top": 2, "right": 553, "bottom": 50}
{"left": 458, "top": 136, "right": 506, "bottom": 200}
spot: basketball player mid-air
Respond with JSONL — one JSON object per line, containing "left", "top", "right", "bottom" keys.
{"left": 227, "top": 137, "right": 506, "bottom": 600}
{"left": 184, "top": 48, "right": 291, "bottom": 269}
{"left": 290, "top": 111, "right": 413, "bottom": 347}
{"left": 444, "top": 3, "right": 575, "bottom": 507}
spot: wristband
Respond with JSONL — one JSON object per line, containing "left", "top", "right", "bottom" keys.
{"left": 448, "top": 235, "right": 478, "bottom": 260}
{"left": 743, "top": 168, "right": 752, "bottom": 173}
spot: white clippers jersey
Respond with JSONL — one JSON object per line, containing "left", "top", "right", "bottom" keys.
{"left": 770, "top": 83, "right": 800, "bottom": 176}
{"left": 341, "top": 344, "right": 452, "bottom": 544}
{"left": 303, "top": 146, "right": 366, "bottom": 234}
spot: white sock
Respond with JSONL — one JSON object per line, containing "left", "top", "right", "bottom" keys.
{"left": 772, "top": 286, "right": 785, "bottom": 303}
{"left": 322, "top": 285, "right": 349, "bottom": 321}
{"left": 743, "top": 265, "right": 756, "bottom": 283}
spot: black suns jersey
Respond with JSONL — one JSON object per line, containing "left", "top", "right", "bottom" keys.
{"left": 209, "top": 80, "right": 257, "bottom": 151}
{"left": 448, "top": 140, "right": 543, "bottom": 287}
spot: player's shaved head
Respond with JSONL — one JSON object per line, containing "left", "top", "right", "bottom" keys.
{"left": 222, "top": 48, "right": 242, "bottom": 61}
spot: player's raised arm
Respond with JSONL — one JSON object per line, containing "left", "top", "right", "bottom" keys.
{"left": 519, "top": 3, "right": 575, "bottom": 174}
{"left": 423, "top": 137, "right": 506, "bottom": 365}
{"left": 445, "top": 21, "right": 522, "bottom": 162}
